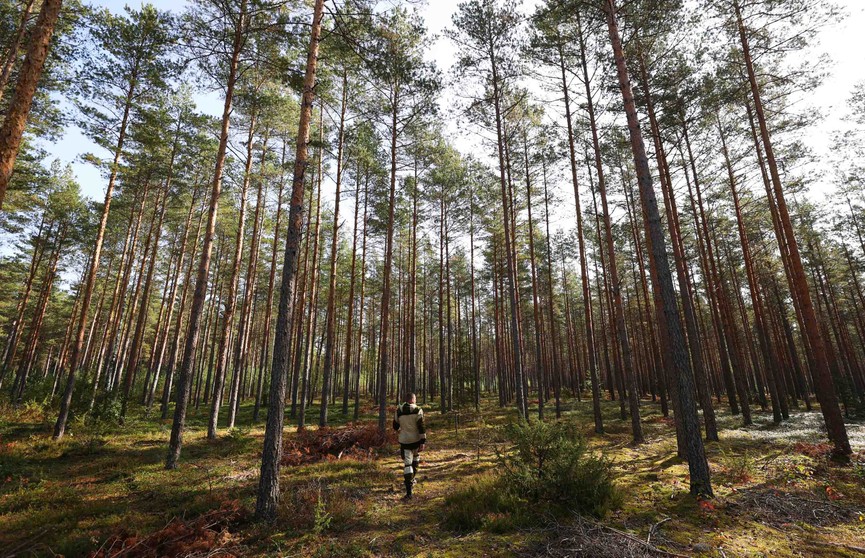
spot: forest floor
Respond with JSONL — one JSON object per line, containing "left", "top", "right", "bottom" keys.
{"left": 1, "top": 396, "right": 864, "bottom": 557}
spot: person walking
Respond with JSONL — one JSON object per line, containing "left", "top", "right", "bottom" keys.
{"left": 393, "top": 393, "right": 426, "bottom": 500}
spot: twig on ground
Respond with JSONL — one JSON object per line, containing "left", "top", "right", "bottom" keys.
{"left": 597, "top": 522, "right": 689, "bottom": 558}
{"left": 647, "top": 517, "right": 671, "bottom": 545}
{"left": 0, "top": 526, "right": 50, "bottom": 558}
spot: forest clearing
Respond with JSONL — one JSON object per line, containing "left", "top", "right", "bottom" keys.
{"left": 2, "top": 0, "right": 865, "bottom": 556}
{"left": 2, "top": 398, "right": 864, "bottom": 557}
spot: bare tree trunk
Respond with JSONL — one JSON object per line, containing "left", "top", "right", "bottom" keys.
{"left": 635, "top": 52, "right": 716, "bottom": 440}
{"left": 623, "top": 177, "right": 667, "bottom": 417}
{"left": 0, "top": 0, "right": 63, "bottom": 208}
{"left": 147, "top": 184, "right": 202, "bottom": 412}
{"left": 521, "top": 131, "right": 547, "bottom": 420}
{"left": 255, "top": 0, "right": 325, "bottom": 521}
{"left": 562, "top": 25, "right": 602, "bottom": 432}
{"left": 470, "top": 185, "right": 480, "bottom": 410}
{"left": 734, "top": 0, "right": 849, "bottom": 456}
{"left": 1, "top": 214, "right": 47, "bottom": 388}
{"left": 489, "top": 38, "right": 526, "bottom": 419}
{"left": 121, "top": 187, "right": 168, "bottom": 418}
{"left": 718, "top": 115, "right": 784, "bottom": 423}
{"left": 165, "top": 0, "right": 248, "bottom": 467}
{"left": 298, "top": 122, "right": 323, "bottom": 428}
{"left": 541, "top": 158, "right": 562, "bottom": 417}
{"left": 208, "top": 108, "right": 257, "bottom": 439}
{"left": 341, "top": 158, "right": 362, "bottom": 416}
{"left": 254, "top": 139, "right": 288, "bottom": 422}
{"left": 320, "top": 71, "right": 348, "bottom": 426}
{"left": 604, "top": 0, "right": 711, "bottom": 496}
{"left": 229, "top": 130, "right": 270, "bottom": 429}
{"left": 54, "top": 52, "right": 142, "bottom": 439}
{"left": 12, "top": 226, "right": 65, "bottom": 401}
{"left": 353, "top": 172, "right": 370, "bottom": 421}
{"left": 378, "top": 85, "right": 399, "bottom": 432}
{"left": 0, "top": 0, "right": 36, "bottom": 105}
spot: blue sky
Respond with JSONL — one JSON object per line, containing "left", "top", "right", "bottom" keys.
{"left": 45, "top": 0, "right": 865, "bottom": 206}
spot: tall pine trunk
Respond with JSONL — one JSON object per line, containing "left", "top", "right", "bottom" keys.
{"left": 733, "top": 0, "right": 849, "bottom": 456}
{"left": 255, "top": 0, "right": 325, "bottom": 520}
{"left": 165, "top": 0, "right": 248, "bottom": 467}
{"left": 54, "top": 49, "right": 142, "bottom": 439}
{"left": 320, "top": 71, "right": 348, "bottom": 426}
{"left": 563, "top": 25, "right": 602, "bottom": 432}
{"left": 604, "top": 0, "right": 711, "bottom": 496}
{"left": 0, "top": 0, "right": 63, "bottom": 208}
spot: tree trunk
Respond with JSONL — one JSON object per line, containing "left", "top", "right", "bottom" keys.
{"left": 255, "top": 0, "right": 325, "bottom": 521}
{"left": 54, "top": 54, "right": 141, "bottom": 439}
{"left": 208, "top": 108, "right": 257, "bottom": 438}
{"left": 229, "top": 129, "right": 270, "bottom": 428}
{"left": 165, "top": 0, "right": 247, "bottom": 467}
{"left": 0, "top": 0, "right": 63, "bottom": 208}
{"left": 341, "top": 158, "right": 362, "bottom": 416}
{"left": 562, "top": 25, "right": 602, "bottom": 432}
{"left": 320, "top": 70, "right": 348, "bottom": 426}
{"left": 121, "top": 186, "right": 168, "bottom": 418}
{"left": 378, "top": 84, "right": 399, "bottom": 432}
{"left": 254, "top": 140, "right": 288, "bottom": 422}
{"left": 0, "top": 0, "right": 37, "bottom": 106}
{"left": 489, "top": 37, "right": 526, "bottom": 419}
{"left": 733, "top": 0, "right": 849, "bottom": 456}
{"left": 12, "top": 226, "right": 65, "bottom": 401}
{"left": 298, "top": 120, "right": 323, "bottom": 428}
{"left": 604, "top": 0, "right": 711, "bottom": 496}
{"left": 353, "top": 171, "right": 370, "bottom": 421}
{"left": 522, "top": 131, "right": 547, "bottom": 420}
{"left": 1, "top": 214, "right": 47, "bottom": 388}
{"left": 541, "top": 157, "right": 562, "bottom": 417}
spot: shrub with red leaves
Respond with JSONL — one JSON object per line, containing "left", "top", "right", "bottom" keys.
{"left": 792, "top": 442, "right": 834, "bottom": 458}
{"left": 645, "top": 415, "right": 676, "bottom": 427}
{"left": 86, "top": 500, "right": 247, "bottom": 558}
{"left": 281, "top": 422, "right": 397, "bottom": 466}
{"left": 697, "top": 498, "right": 716, "bottom": 513}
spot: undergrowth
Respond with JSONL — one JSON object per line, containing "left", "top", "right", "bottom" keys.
{"left": 444, "top": 417, "right": 620, "bottom": 532}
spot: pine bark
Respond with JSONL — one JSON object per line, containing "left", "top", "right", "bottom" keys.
{"left": 165, "top": 0, "right": 248, "bottom": 467}
{"left": 341, "top": 160, "right": 362, "bottom": 415}
{"left": 604, "top": 0, "right": 711, "bottom": 496}
{"left": 733, "top": 0, "right": 849, "bottom": 455}
{"left": 229, "top": 130, "right": 270, "bottom": 428}
{"left": 320, "top": 71, "right": 348, "bottom": 426}
{"left": 564, "top": 22, "right": 602, "bottom": 432}
{"left": 0, "top": 0, "right": 63, "bottom": 208}
{"left": 0, "top": 0, "right": 37, "bottom": 105}
{"left": 378, "top": 85, "right": 399, "bottom": 431}
{"left": 253, "top": 140, "right": 288, "bottom": 422}
{"left": 255, "top": 0, "right": 325, "bottom": 521}
{"left": 208, "top": 109, "right": 256, "bottom": 438}
{"left": 54, "top": 44, "right": 142, "bottom": 439}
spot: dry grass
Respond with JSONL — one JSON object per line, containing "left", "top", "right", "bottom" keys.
{"left": 1, "top": 397, "right": 864, "bottom": 557}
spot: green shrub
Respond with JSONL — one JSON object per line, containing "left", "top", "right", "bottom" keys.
{"left": 88, "top": 390, "right": 123, "bottom": 425}
{"left": 278, "top": 479, "right": 364, "bottom": 535}
{"left": 498, "top": 417, "right": 619, "bottom": 517}
{"left": 17, "top": 376, "right": 55, "bottom": 407}
{"left": 442, "top": 473, "right": 530, "bottom": 532}
{"left": 719, "top": 448, "right": 756, "bottom": 484}
{"left": 443, "top": 418, "right": 619, "bottom": 533}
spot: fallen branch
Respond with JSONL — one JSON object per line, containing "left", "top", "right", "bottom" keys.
{"left": 647, "top": 517, "right": 671, "bottom": 545}
{"left": 579, "top": 517, "right": 690, "bottom": 558}
{"left": 1, "top": 527, "right": 50, "bottom": 558}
